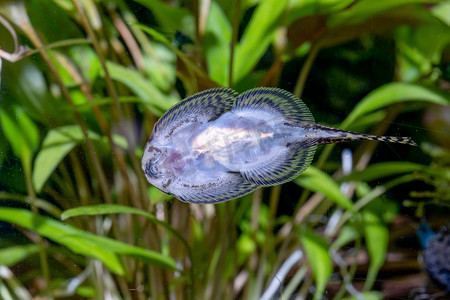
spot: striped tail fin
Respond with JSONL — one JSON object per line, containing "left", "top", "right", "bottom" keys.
{"left": 360, "top": 134, "right": 417, "bottom": 146}
{"left": 303, "top": 123, "right": 417, "bottom": 147}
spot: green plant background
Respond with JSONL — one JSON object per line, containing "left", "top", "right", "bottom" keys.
{"left": 0, "top": 0, "right": 449, "bottom": 299}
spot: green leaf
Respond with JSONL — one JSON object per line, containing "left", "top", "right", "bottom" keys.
{"left": 142, "top": 45, "right": 176, "bottom": 92}
{"left": 342, "top": 291, "right": 383, "bottom": 300}
{"left": 341, "top": 82, "right": 450, "bottom": 129}
{"left": 0, "top": 208, "right": 177, "bottom": 274}
{"left": 362, "top": 208, "right": 388, "bottom": 291}
{"left": 339, "top": 161, "right": 428, "bottom": 183}
{"left": 0, "top": 134, "right": 7, "bottom": 167}
{"left": 106, "top": 61, "right": 178, "bottom": 112}
{"left": 328, "top": 0, "right": 436, "bottom": 28}
{"left": 16, "top": 108, "right": 40, "bottom": 151}
{"left": 287, "top": 0, "right": 357, "bottom": 24}
{"left": 32, "top": 125, "right": 86, "bottom": 192}
{"left": 233, "top": 0, "right": 288, "bottom": 83}
{"left": 395, "top": 23, "right": 450, "bottom": 82}
{"left": 0, "top": 244, "right": 40, "bottom": 267}
{"left": 300, "top": 227, "right": 332, "bottom": 300}
{"left": 0, "top": 107, "right": 39, "bottom": 161}
{"left": 69, "top": 45, "right": 101, "bottom": 83}
{"left": 294, "top": 166, "right": 354, "bottom": 211}
{"left": 204, "top": 1, "right": 232, "bottom": 86}
{"left": 431, "top": 1, "right": 450, "bottom": 27}
{"left": 61, "top": 204, "right": 189, "bottom": 253}
{"left": 331, "top": 224, "right": 360, "bottom": 251}
{"left": 132, "top": 0, "right": 195, "bottom": 37}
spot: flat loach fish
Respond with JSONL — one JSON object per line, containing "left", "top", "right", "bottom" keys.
{"left": 141, "top": 87, "right": 416, "bottom": 203}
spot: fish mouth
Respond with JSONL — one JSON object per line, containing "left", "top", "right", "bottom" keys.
{"left": 145, "top": 161, "right": 160, "bottom": 178}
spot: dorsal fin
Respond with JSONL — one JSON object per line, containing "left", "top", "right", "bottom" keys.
{"left": 153, "top": 87, "right": 237, "bottom": 140}
{"left": 232, "top": 87, "right": 315, "bottom": 123}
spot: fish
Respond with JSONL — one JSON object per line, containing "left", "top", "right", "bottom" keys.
{"left": 418, "top": 223, "right": 450, "bottom": 291}
{"left": 141, "top": 87, "right": 417, "bottom": 204}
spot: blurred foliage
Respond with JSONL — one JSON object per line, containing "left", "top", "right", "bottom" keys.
{"left": 0, "top": 0, "right": 449, "bottom": 299}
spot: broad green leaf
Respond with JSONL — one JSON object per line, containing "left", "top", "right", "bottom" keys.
{"left": 32, "top": 125, "right": 102, "bottom": 193}
{"left": 362, "top": 208, "right": 388, "bottom": 291}
{"left": 0, "top": 208, "right": 177, "bottom": 273}
{"left": 328, "top": 0, "right": 436, "bottom": 27}
{"left": 33, "top": 125, "right": 82, "bottom": 192}
{"left": 339, "top": 162, "right": 428, "bottom": 183}
{"left": 106, "top": 61, "right": 178, "bottom": 112}
{"left": 341, "top": 82, "right": 450, "bottom": 129}
{"left": 300, "top": 227, "right": 332, "bottom": 300}
{"left": 233, "top": 0, "right": 288, "bottom": 83}
{"left": 346, "top": 110, "right": 387, "bottom": 132}
{"left": 132, "top": 0, "right": 195, "bottom": 37}
{"left": 0, "top": 244, "right": 40, "bottom": 267}
{"left": 295, "top": 166, "right": 354, "bottom": 211}
{"left": 204, "top": 1, "right": 232, "bottom": 86}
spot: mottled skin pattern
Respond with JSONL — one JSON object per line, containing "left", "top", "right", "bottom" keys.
{"left": 142, "top": 87, "right": 416, "bottom": 203}
{"left": 419, "top": 224, "right": 450, "bottom": 291}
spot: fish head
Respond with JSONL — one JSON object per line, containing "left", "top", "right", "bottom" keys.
{"left": 141, "top": 138, "right": 179, "bottom": 195}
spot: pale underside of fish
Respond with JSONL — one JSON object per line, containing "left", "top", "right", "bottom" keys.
{"left": 141, "top": 87, "right": 416, "bottom": 204}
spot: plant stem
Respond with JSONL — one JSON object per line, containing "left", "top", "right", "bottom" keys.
{"left": 22, "top": 156, "right": 50, "bottom": 288}
{"left": 71, "top": 0, "right": 142, "bottom": 208}
{"left": 228, "top": 0, "right": 241, "bottom": 88}
{"left": 294, "top": 42, "right": 321, "bottom": 98}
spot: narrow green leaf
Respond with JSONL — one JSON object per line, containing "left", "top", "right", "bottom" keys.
{"left": 61, "top": 204, "right": 189, "bottom": 253}
{"left": 233, "top": 0, "right": 288, "bottom": 83}
{"left": 341, "top": 82, "right": 450, "bottom": 129}
{"left": 143, "top": 45, "right": 176, "bottom": 92}
{"left": 0, "top": 245, "right": 40, "bottom": 267}
{"left": 331, "top": 224, "right": 360, "bottom": 251}
{"left": 362, "top": 209, "right": 388, "bottom": 291}
{"left": 300, "top": 227, "right": 332, "bottom": 300}
{"left": 0, "top": 108, "right": 37, "bottom": 161}
{"left": 339, "top": 161, "right": 428, "bottom": 183}
{"left": 15, "top": 107, "right": 39, "bottom": 151}
{"left": 295, "top": 166, "right": 354, "bottom": 211}
{"left": 106, "top": 61, "right": 178, "bottom": 112}
{"left": 342, "top": 291, "right": 383, "bottom": 300}
{"left": 0, "top": 134, "right": 7, "bottom": 167}
{"left": 204, "top": 1, "right": 232, "bottom": 86}
{"left": 0, "top": 208, "right": 177, "bottom": 273}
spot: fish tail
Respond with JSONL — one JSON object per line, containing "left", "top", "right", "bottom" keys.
{"left": 303, "top": 123, "right": 417, "bottom": 146}
{"left": 361, "top": 135, "right": 417, "bottom": 146}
